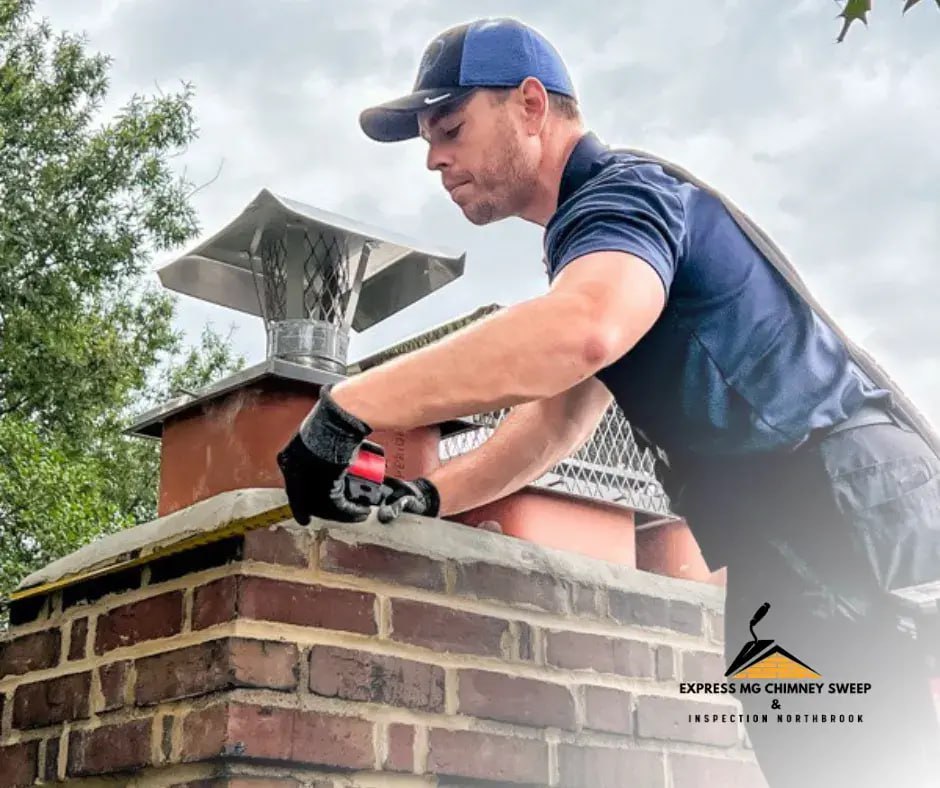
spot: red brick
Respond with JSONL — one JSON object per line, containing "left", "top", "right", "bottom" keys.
{"left": 226, "top": 705, "right": 294, "bottom": 761}
{"left": 558, "top": 744, "right": 664, "bottom": 788}
{"left": 390, "top": 599, "right": 509, "bottom": 658}
{"left": 427, "top": 728, "right": 548, "bottom": 784}
{"left": 68, "top": 618, "right": 88, "bottom": 660}
{"left": 517, "top": 621, "right": 535, "bottom": 662}
{"left": 545, "top": 630, "right": 655, "bottom": 677}
{"left": 136, "top": 640, "right": 222, "bottom": 705}
{"left": 291, "top": 708, "right": 373, "bottom": 769}
{"left": 635, "top": 695, "right": 739, "bottom": 747}
{"left": 385, "top": 723, "right": 415, "bottom": 772}
{"left": 0, "top": 628, "right": 60, "bottom": 678}
{"left": 240, "top": 576, "right": 376, "bottom": 635}
{"left": 707, "top": 610, "right": 725, "bottom": 644}
{"left": 193, "top": 576, "right": 238, "bottom": 630}
{"left": 671, "top": 753, "right": 769, "bottom": 788}
{"left": 573, "top": 584, "right": 600, "bottom": 616}
{"left": 201, "top": 574, "right": 383, "bottom": 635}
{"left": 244, "top": 526, "right": 307, "bottom": 567}
{"left": 681, "top": 650, "right": 726, "bottom": 683}
{"left": 94, "top": 591, "right": 184, "bottom": 654}
{"left": 181, "top": 704, "right": 229, "bottom": 761}
{"left": 583, "top": 686, "right": 633, "bottom": 735}
{"left": 453, "top": 562, "right": 569, "bottom": 613}
{"left": 607, "top": 591, "right": 703, "bottom": 636}
{"left": 458, "top": 670, "right": 576, "bottom": 730}
{"left": 0, "top": 741, "right": 39, "bottom": 787}
{"left": 320, "top": 537, "right": 445, "bottom": 591}
{"left": 99, "top": 660, "right": 129, "bottom": 711}
{"left": 44, "top": 736, "right": 60, "bottom": 782}
{"left": 181, "top": 703, "right": 373, "bottom": 770}
{"left": 13, "top": 671, "right": 91, "bottom": 728}
{"left": 135, "top": 638, "right": 298, "bottom": 705}
{"left": 309, "top": 645, "right": 443, "bottom": 712}
{"left": 67, "top": 718, "right": 151, "bottom": 776}
{"left": 227, "top": 639, "right": 299, "bottom": 691}
{"left": 656, "top": 645, "right": 676, "bottom": 680}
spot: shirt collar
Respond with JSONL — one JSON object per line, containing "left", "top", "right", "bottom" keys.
{"left": 557, "top": 130, "right": 609, "bottom": 208}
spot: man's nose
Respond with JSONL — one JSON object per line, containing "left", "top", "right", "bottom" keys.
{"left": 426, "top": 143, "right": 451, "bottom": 173}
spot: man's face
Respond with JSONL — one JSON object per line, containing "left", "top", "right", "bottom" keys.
{"left": 418, "top": 88, "right": 540, "bottom": 225}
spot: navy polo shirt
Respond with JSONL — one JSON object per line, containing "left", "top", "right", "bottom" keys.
{"left": 544, "top": 132, "right": 889, "bottom": 461}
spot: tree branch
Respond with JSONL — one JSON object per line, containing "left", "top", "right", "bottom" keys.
{"left": 0, "top": 395, "right": 29, "bottom": 418}
{"left": 185, "top": 158, "right": 225, "bottom": 200}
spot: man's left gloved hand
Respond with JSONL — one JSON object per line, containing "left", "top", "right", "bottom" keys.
{"left": 276, "top": 384, "right": 373, "bottom": 525}
{"left": 377, "top": 477, "right": 441, "bottom": 524}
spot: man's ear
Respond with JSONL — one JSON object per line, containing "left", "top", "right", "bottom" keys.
{"left": 518, "top": 77, "right": 549, "bottom": 134}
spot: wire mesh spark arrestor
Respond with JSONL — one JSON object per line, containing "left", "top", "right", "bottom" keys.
{"left": 157, "top": 189, "right": 466, "bottom": 374}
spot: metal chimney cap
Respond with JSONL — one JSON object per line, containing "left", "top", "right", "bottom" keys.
{"left": 156, "top": 189, "right": 466, "bottom": 332}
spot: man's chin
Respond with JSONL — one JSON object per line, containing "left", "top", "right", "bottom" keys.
{"left": 464, "top": 210, "right": 493, "bottom": 226}
{"left": 460, "top": 200, "right": 504, "bottom": 226}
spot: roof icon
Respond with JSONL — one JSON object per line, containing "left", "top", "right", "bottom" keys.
{"left": 724, "top": 603, "right": 820, "bottom": 679}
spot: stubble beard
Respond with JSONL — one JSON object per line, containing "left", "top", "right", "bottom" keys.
{"left": 461, "top": 132, "right": 538, "bottom": 226}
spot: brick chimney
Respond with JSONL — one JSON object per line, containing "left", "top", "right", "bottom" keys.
{"left": 1, "top": 491, "right": 764, "bottom": 787}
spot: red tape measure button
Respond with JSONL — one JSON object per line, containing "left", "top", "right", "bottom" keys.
{"left": 349, "top": 446, "right": 386, "bottom": 483}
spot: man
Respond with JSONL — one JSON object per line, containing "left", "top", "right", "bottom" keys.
{"left": 277, "top": 17, "right": 940, "bottom": 787}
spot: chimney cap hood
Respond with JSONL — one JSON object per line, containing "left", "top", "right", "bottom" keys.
{"left": 156, "top": 189, "right": 466, "bottom": 332}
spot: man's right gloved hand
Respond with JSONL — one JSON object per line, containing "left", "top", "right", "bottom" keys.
{"left": 276, "top": 384, "right": 373, "bottom": 525}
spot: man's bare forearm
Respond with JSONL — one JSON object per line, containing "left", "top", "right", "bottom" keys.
{"left": 424, "top": 400, "right": 582, "bottom": 516}
{"left": 331, "top": 292, "right": 605, "bottom": 432}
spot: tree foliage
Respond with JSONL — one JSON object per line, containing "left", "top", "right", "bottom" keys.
{"left": 836, "top": 0, "right": 939, "bottom": 43}
{"left": 0, "top": 0, "right": 244, "bottom": 608}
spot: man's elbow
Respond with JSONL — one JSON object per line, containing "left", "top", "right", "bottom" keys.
{"left": 549, "top": 295, "right": 615, "bottom": 371}
{"left": 581, "top": 325, "right": 630, "bottom": 370}
{"left": 549, "top": 250, "right": 667, "bottom": 375}
{"left": 573, "top": 294, "right": 662, "bottom": 371}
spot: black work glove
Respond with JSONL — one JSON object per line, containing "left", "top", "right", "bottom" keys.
{"left": 377, "top": 477, "right": 441, "bottom": 524}
{"left": 276, "top": 384, "right": 373, "bottom": 525}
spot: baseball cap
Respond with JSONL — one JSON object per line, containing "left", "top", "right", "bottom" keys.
{"left": 359, "top": 18, "right": 576, "bottom": 143}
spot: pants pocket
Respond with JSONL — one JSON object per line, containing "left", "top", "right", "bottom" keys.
{"left": 830, "top": 452, "right": 940, "bottom": 592}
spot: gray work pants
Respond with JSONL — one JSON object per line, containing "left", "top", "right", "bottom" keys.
{"left": 682, "top": 411, "right": 940, "bottom": 787}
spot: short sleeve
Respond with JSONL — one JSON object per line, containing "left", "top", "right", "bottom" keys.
{"left": 544, "top": 162, "right": 686, "bottom": 294}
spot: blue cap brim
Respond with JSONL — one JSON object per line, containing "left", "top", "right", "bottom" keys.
{"left": 359, "top": 87, "right": 475, "bottom": 142}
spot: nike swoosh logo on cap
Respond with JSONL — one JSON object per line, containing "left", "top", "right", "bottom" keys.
{"left": 423, "top": 93, "right": 452, "bottom": 105}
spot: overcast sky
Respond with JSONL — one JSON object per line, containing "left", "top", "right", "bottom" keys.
{"left": 33, "top": 0, "right": 940, "bottom": 424}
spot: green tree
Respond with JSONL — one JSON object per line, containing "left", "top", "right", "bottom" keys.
{"left": 836, "top": 0, "right": 939, "bottom": 43}
{"left": 0, "top": 0, "right": 244, "bottom": 609}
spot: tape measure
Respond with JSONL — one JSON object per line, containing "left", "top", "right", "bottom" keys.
{"left": 345, "top": 440, "right": 391, "bottom": 505}
{"left": 6, "top": 504, "right": 293, "bottom": 603}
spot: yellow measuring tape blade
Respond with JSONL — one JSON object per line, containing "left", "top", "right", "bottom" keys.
{"left": 7, "top": 504, "right": 295, "bottom": 603}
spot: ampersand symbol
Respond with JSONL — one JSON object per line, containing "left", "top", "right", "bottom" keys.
{"left": 771, "top": 699, "right": 780, "bottom": 710}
